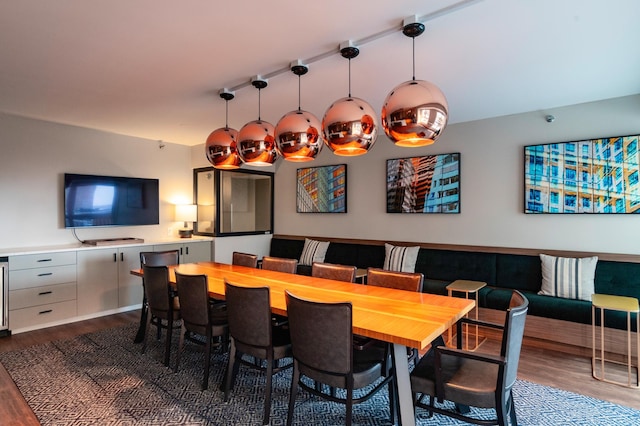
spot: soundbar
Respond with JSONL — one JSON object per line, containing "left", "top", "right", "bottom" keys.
{"left": 83, "top": 237, "right": 144, "bottom": 246}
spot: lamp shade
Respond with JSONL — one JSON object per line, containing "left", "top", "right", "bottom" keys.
{"left": 275, "top": 110, "right": 323, "bottom": 162}
{"left": 322, "top": 96, "right": 377, "bottom": 156}
{"left": 205, "top": 127, "right": 241, "bottom": 169}
{"left": 381, "top": 79, "right": 448, "bottom": 147}
{"left": 237, "top": 119, "right": 278, "bottom": 166}
{"left": 175, "top": 204, "right": 197, "bottom": 223}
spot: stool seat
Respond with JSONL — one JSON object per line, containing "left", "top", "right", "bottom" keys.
{"left": 592, "top": 293, "right": 639, "bottom": 388}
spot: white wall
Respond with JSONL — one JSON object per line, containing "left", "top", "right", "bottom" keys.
{"left": 266, "top": 95, "right": 640, "bottom": 255}
{"left": 0, "top": 113, "right": 194, "bottom": 249}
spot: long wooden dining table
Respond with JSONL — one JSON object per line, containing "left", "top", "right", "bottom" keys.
{"left": 131, "top": 261, "right": 474, "bottom": 426}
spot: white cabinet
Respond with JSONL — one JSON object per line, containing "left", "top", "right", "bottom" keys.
{"left": 76, "top": 246, "right": 145, "bottom": 315}
{"left": 154, "top": 240, "right": 212, "bottom": 264}
{"left": 8, "top": 251, "right": 78, "bottom": 331}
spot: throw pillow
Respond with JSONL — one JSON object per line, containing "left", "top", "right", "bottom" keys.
{"left": 299, "top": 238, "right": 330, "bottom": 266}
{"left": 538, "top": 254, "right": 598, "bottom": 301}
{"left": 383, "top": 243, "right": 420, "bottom": 273}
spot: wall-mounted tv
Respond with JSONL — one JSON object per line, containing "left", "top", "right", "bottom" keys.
{"left": 64, "top": 173, "right": 159, "bottom": 228}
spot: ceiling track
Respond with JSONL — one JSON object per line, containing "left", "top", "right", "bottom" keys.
{"left": 221, "top": 0, "right": 484, "bottom": 94}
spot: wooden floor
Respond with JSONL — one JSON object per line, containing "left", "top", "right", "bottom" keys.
{"left": 0, "top": 310, "right": 639, "bottom": 426}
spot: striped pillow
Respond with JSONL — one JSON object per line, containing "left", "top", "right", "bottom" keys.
{"left": 538, "top": 254, "right": 598, "bottom": 301}
{"left": 299, "top": 238, "right": 330, "bottom": 266}
{"left": 383, "top": 243, "right": 420, "bottom": 272}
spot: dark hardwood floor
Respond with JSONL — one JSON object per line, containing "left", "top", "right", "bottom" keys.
{"left": 0, "top": 310, "right": 639, "bottom": 426}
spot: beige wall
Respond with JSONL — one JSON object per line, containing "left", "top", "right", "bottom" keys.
{"left": 201, "top": 94, "right": 640, "bottom": 255}
{"left": 0, "top": 113, "right": 194, "bottom": 249}
{"left": 3, "top": 94, "right": 640, "bottom": 256}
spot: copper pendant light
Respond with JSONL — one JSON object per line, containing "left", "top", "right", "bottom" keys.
{"left": 275, "top": 61, "right": 323, "bottom": 162}
{"left": 322, "top": 42, "right": 377, "bottom": 156}
{"left": 205, "top": 90, "right": 241, "bottom": 169}
{"left": 381, "top": 17, "right": 448, "bottom": 147}
{"left": 237, "top": 78, "right": 278, "bottom": 166}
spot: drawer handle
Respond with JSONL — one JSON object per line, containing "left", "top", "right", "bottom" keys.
{"left": 38, "top": 272, "right": 53, "bottom": 277}
{"left": 38, "top": 291, "right": 53, "bottom": 296}
{"left": 37, "top": 258, "right": 53, "bottom": 262}
{"left": 39, "top": 309, "right": 53, "bottom": 315}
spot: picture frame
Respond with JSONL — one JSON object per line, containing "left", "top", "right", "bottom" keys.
{"left": 524, "top": 134, "right": 640, "bottom": 213}
{"left": 296, "top": 164, "right": 347, "bottom": 213}
{"left": 386, "top": 153, "right": 460, "bottom": 213}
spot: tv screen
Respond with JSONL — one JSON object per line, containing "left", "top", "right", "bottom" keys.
{"left": 64, "top": 173, "right": 159, "bottom": 228}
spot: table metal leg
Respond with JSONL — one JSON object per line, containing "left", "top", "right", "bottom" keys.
{"left": 391, "top": 343, "right": 415, "bottom": 426}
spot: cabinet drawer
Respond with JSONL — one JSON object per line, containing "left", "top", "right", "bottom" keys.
{"left": 9, "top": 299, "right": 77, "bottom": 331}
{"left": 10, "top": 282, "right": 77, "bottom": 310}
{"left": 9, "top": 265, "right": 77, "bottom": 290}
{"left": 10, "top": 251, "right": 76, "bottom": 270}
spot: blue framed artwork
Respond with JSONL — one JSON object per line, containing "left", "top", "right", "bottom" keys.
{"left": 296, "top": 164, "right": 347, "bottom": 213}
{"left": 524, "top": 134, "right": 640, "bottom": 213}
{"left": 386, "top": 153, "right": 460, "bottom": 213}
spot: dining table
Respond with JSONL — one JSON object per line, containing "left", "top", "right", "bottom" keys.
{"left": 131, "top": 261, "right": 474, "bottom": 426}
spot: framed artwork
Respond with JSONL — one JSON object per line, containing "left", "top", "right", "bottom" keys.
{"left": 524, "top": 134, "right": 640, "bottom": 213}
{"left": 296, "top": 164, "right": 347, "bottom": 213}
{"left": 386, "top": 153, "right": 460, "bottom": 213}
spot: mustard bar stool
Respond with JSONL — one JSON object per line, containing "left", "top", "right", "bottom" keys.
{"left": 592, "top": 293, "right": 640, "bottom": 388}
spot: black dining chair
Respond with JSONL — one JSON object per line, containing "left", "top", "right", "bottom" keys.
{"left": 285, "top": 291, "right": 393, "bottom": 426}
{"left": 135, "top": 250, "right": 180, "bottom": 343}
{"left": 223, "top": 281, "right": 293, "bottom": 425}
{"left": 410, "top": 290, "right": 529, "bottom": 426}
{"left": 140, "top": 264, "right": 181, "bottom": 367}
{"left": 174, "top": 271, "right": 228, "bottom": 390}
{"left": 311, "top": 262, "right": 356, "bottom": 283}
{"left": 232, "top": 251, "right": 259, "bottom": 268}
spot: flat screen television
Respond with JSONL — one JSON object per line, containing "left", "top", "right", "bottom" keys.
{"left": 64, "top": 173, "right": 159, "bottom": 228}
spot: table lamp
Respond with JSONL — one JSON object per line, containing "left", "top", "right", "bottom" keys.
{"left": 175, "top": 204, "right": 197, "bottom": 238}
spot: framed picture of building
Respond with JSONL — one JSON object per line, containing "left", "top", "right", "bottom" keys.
{"left": 524, "top": 134, "right": 640, "bottom": 213}
{"left": 386, "top": 153, "right": 460, "bottom": 213}
{"left": 296, "top": 164, "right": 347, "bottom": 213}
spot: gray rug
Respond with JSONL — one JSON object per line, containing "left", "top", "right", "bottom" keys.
{"left": 1, "top": 322, "right": 639, "bottom": 425}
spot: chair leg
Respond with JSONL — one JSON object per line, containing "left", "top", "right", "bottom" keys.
{"left": 164, "top": 319, "right": 174, "bottom": 367}
{"left": 174, "top": 325, "right": 185, "bottom": 373}
{"left": 264, "top": 354, "right": 274, "bottom": 425}
{"left": 224, "top": 340, "right": 237, "bottom": 401}
{"left": 346, "top": 386, "right": 353, "bottom": 426}
{"left": 202, "top": 330, "right": 212, "bottom": 390}
{"left": 134, "top": 299, "right": 148, "bottom": 343}
{"left": 287, "top": 363, "right": 300, "bottom": 426}
{"left": 509, "top": 393, "right": 518, "bottom": 426}
{"left": 141, "top": 309, "right": 153, "bottom": 354}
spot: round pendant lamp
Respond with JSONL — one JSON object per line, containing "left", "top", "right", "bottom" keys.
{"left": 322, "top": 42, "right": 377, "bottom": 156}
{"left": 381, "top": 18, "right": 448, "bottom": 147}
{"left": 275, "top": 62, "right": 323, "bottom": 162}
{"left": 237, "top": 78, "right": 278, "bottom": 166}
{"left": 205, "top": 90, "right": 241, "bottom": 169}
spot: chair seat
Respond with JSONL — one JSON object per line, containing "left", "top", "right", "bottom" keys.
{"left": 411, "top": 350, "right": 499, "bottom": 408}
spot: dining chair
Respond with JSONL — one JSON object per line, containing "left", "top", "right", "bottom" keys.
{"left": 174, "top": 271, "right": 229, "bottom": 390}
{"left": 223, "top": 281, "right": 293, "bottom": 425}
{"left": 311, "top": 262, "right": 356, "bottom": 282}
{"left": 261, "top": 256, "right": 298, "bottom": 274}
{"left": 285, "top": 291, "right": 393, "bottom": 426}
{"left": 135, "top": 250, "right": 180, "bottom": 343}
{"left": 232, "top": 251, "right": 259, "bottom": 268}
{"left": 140, "top": 264, "right": 181, "bottom": 367}
{"left": 410, "top": 290, "right": 529, "bottom": 426}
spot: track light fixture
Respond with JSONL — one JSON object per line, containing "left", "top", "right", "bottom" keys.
{"left": 381, "top": 15, "right": 449, "bottom": 147}
{"left": 205, "top": 89, "right": 241, "bottom": 169}
{"left": 322, "top": 41, "right": 378, "bottom": 156}
{"left": 274, "top": 61, "right": 323, "bottom": 162}
{"left": 237, "top": 77, "right": 278, "bottom": 166}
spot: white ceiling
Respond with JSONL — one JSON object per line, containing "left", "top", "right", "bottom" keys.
{"left": 1, "top": 0, "right": 639, "bottom": 147}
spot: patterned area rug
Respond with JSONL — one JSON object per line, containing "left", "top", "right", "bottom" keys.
{"left": 1, "top": 322, "right": 639, "bottom": 425}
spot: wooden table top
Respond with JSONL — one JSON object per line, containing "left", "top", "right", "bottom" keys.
{"left": 132, "top": 261, "right": 474, "bottom": 350}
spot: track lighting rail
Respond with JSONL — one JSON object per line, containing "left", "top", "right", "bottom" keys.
{"left": 222, "top": 0, "right": 483, "bottom": 94}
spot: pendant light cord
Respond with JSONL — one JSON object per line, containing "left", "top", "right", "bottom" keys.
{"left": 348, "top": 58, "right": 352, "bottom": 98}
{"left": 412, "top": 36, "right": 416, "bottom": 81}
{"left": 297, "top": 75, "right": 302, "bottom": 111}
{"left": 258, "top": 88, "right": 262, "bottom": 120}
{"left": 224, "top": 99, "right": 229, "bottom": 129}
